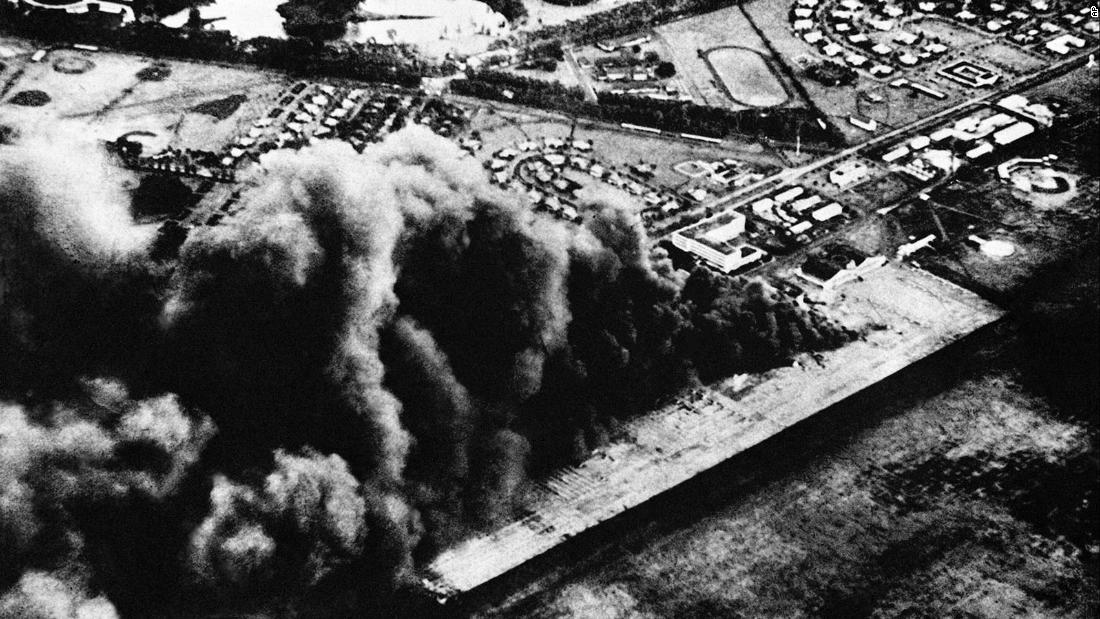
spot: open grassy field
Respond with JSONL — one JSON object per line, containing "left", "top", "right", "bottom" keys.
{"left": 0, "top": 43, "right": 285, "bottom": 153}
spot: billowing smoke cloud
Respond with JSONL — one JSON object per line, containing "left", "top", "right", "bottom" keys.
{"left": 1, "top": 122, "right": 851, "bottom": 615}
{"left": 0, "top": 128, "right": 159, "bottom": 393}
{"left": 0, "top": 571, "right": 119, "bottom": 619}
{"left": 186, "top": 449, "right": 405, "bottom": 591}
{"left": 0, "top": 378, "right": 213, "bottom": 615}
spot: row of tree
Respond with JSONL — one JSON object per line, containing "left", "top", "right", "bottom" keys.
{"left": 526, "top": 0, "right": 739, "bottom": 46}
{"left": 452, "top": 70, "right": 845, "bottom": 145}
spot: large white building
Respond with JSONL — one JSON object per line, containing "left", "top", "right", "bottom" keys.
{"left": 671, "top": 210, "right": 767, "bottom": 273}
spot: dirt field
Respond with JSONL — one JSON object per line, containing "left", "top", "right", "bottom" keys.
{"left": 0, "top": 44, "right": 285, "bottom": 152}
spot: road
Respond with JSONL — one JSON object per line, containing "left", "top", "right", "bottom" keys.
{"left": 563, "top": 47, "right": 598, "bottom": 104}
{"left": 699, "top": 47, "right": 1100, "bottom": 215}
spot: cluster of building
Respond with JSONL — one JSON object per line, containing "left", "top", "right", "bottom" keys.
{"left": 877, "top": 132, "right": 961, "bottom": 182}
{"left": 855, "top": 94, "right": 1052, "bottom": 187}
{"left": 674, "top": 159, "right": 768, "bottom": 206}
{"left": 487, "top": 137, "right": 696, "bottom": 226}
{"left": 750, "top": 185, "right": 849, "bottom": 246}
{"left": 940, "top": 1, "right": 1098, "bottom": 49}
{"left": 580, "top": 47, "right": 687, "bottom": 101}
{"left": 792, "top": 0, "right": 1094, "bottom": 88}
{"left": 218, "top": 81, "right": 465, "bottom": 170}
{"left": 790, "top": 0, "right": 954, "bottom": 79}
{"left": 118, "top": 144, "right": 236, "bottom": 182}
{"left": 595, "top": 33, "right": 654, "bottom": 54}
{"left": 593, "top": 58, "right": 658, "bottom": 83}
{"left": 671, "top": 211, "right": 769, "bottom": 274}
{"left": 796, "top": 243, "right": 886, "bottom": 290}
{"left": 891, "top": 94, "right": 1052, "bottom": 176}
{"left": 669, "top": 182, "right": 855, "bottom": 275}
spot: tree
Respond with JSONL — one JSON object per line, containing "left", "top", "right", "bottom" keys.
{"left": 655, "top": 61, "right": 677, "bottom": 79}
{"left": 277, "top": 0, "right": 360, "bottom": 40}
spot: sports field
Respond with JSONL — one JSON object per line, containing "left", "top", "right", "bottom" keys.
{"left": 655, "top": 5, "right": 781, "bottom": 110}
{"left": 705, "top": 46, "right": 788, "bottom": 107}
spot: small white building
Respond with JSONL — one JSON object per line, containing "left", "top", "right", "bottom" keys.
{"left": 846, "top": 53, "right": 869, "bottom": 67}
{"left": 894, "top": 31, "right": 919, "bottom": 45}
{"left": 966, "top": 142, "right": 995, "bottom": 159}
{"left": 909, "top": 135, "right": 931, "bottom": 150}
{"left": 993, "top": 121, "right": 1035, "bottom": 146}
{"left": 882, "top": 145, "right": 910, "bottom": 162}
{"left": 812, "top": 202, "right": 843, "bottom": 221}
{"left": 774, "top": 186, "right": 806, "bottom": 204}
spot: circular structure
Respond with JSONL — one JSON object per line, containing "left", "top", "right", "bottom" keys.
{"left": 980, "top": 239, "right": 1015, "bottom": 258}
{"left": 52, "top": 54, "right": 96, "bottom": 74}
{"left": 703, "top": 46, "right": 789, "bottom": 108}
{"left": 8, "top": 90, "right": 51, "bottom": 106}
{"left": 1014, "top": 167, "right": 1072, "bottom": 194}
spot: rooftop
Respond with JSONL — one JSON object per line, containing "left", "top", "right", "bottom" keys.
{"left": 677, "top": 210, "right": 747, "bottom": 254}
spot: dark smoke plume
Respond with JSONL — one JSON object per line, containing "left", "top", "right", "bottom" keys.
{"left": 0, "top": 123, "right": 852, "bottom": 616}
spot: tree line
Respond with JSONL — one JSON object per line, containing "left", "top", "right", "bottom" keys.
{"left": 526, "top": 0, "right": 740, "bottom": 46}
{"left": 452, "top": 70, "right": 845, "bottom": 145}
